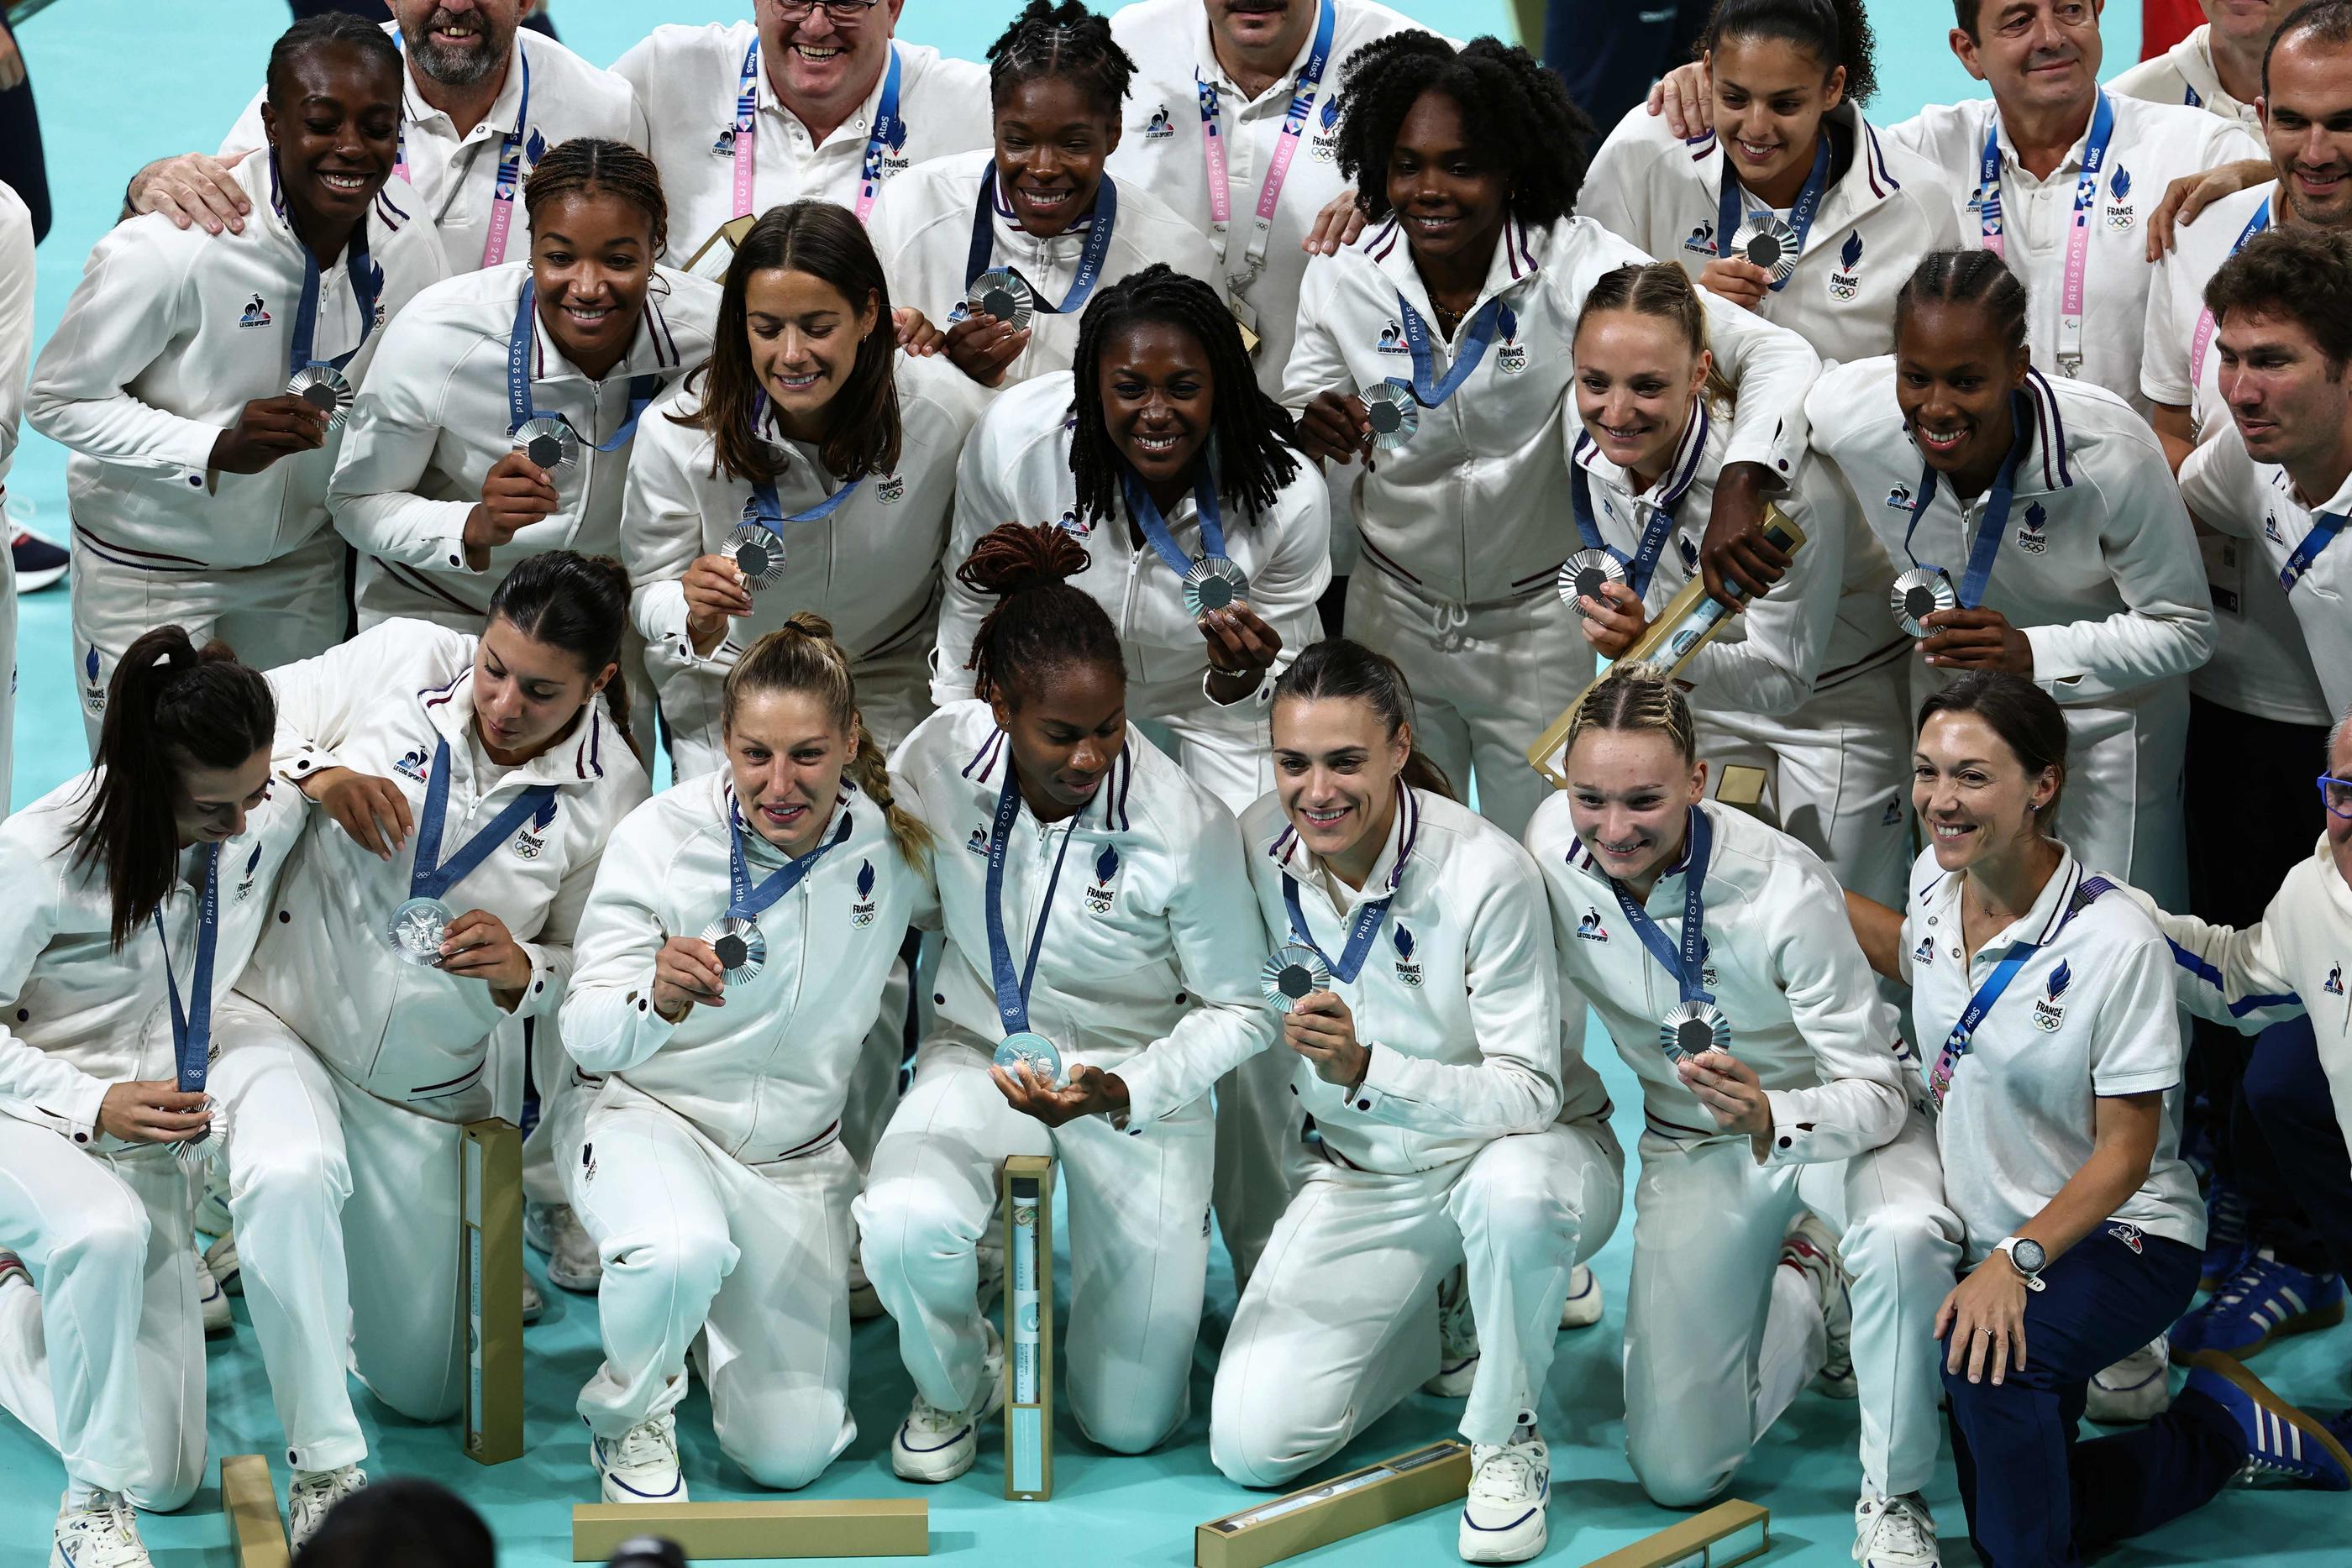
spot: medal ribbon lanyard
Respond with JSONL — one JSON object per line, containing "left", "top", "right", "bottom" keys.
{"left": 1899, "top": 389, "right": 2034, "bottom": 607}
{"left": 1197, "top": 0, "right": 1336, "bottom": 284}
{"left": 1571, "top": 405, "right": 1709, "bottom": 599}
{"left": 1714, "top": 133, "right": 1831, "bottom": 293}
{"left": 1977, "top": 92, "right": 2113, "bottom": 375}
{"left": 853, "top": 47, "right": 906, "bottom": 223}
{"left": 983, "top": 764, "right": 1085, "bottom": 1037}
{"left": 392, "top": 34, "right": 534, "bottom": 268}
{"left": 284, "top": 193, "right": 380, "bottom": 380}
{"left": 1278, "top": 780, "right": 1416, "bottom": 983}
{"left": 2281, "top": 511, "right": 2350, "bottom": 592}
{"left": 1606, "top": 805, "right": 1715, "bottom": 1015}
{"left": 154, "top": 844, "right": 222, "bottom": 1099}
{"left": 407, "top": 735, "right": 559, "bottom": 905}
{"left": 1926, "top": 881, "right": 2101, "bottom": 1106}
{"left": 727, "top": 795, "right": 854, "bottom": 920}
{"left": 1119, "top": 467, "right": 1228, "bottom": 580}
{"left": 1396, "top": 292, "right": 1513, "bottom": 409}
{"left": 2188, "top": 197, "right": 2273, "bottom": 387}
{"left": 964, "top": 164, "right": 1121, "bottom": 316}
{"left": 743, "top": 396, "right": 864, "bottom": 535}
{"left": 733, "top": 41, "right": 906, "bottom": 224}
{"left": 505, "top": 281, "right": 660, "bottom": 445}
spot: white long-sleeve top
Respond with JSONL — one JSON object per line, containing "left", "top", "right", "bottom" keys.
{"left": 1240, "top": 784, "right": 1608, "bottom": 1176}
{"left": 559, "top": 770, "right": 930, "bottom": 1162}
{"left": 223, "top": 24, "right": 646, "bottom": 276}
{"left": 931, "top": 371, "right": 1331, "bottom": 704}
{"left": 327, "top": 262, "right": 719, "bottom": 620}
{"left": 242, "top": 619, "right": 648, "bottom": 1120}
{"left": 1281, "top": 211, "right": 1818, "bottom": 608}
{"left": 1807, "top": 359, "right": 2215, "bottom": 711}
{"left": 0, "top": 771, "right": 305, "bottom": 1147}
{"left": 27, "top": 151, "right": 448, "bottom": 571}
{"left": 1524, "top": 795, "right": 1909, "bottom": 1164}
{"left": 1567, "top": 394, "right": 1903, "bottom": 717}
{"left": 866, "top": 149, "right": 1222, "bottom": 386}
{"left": 624, "top": 352, "right": 985, "bottom": 720}
{"left": 617, "top": 27, "right": 990, "bottom": 267}
{"left": 890, "top": 701, "right": 1275, "bottom": 1126}
{"left": 1579, "top": 100, "right": 1962, "bottom": 370}
{"left": 0, "top": 179, "right": 32, "bottom": 496}
{"left": 2108, "top": 24, "right": 2260, "bottom": 129}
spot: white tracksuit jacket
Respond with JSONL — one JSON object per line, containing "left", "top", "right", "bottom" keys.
{"left": 559, "top": 770, "right": 930, "bottom": 1162}
{"left": 222, "top": 24, "right": 646, "bottom": 276}
{"left": 327, "top": 262, "right": 719, "bottom": 621}
{"left": 2109, "top": 24, "right": 2261, "bottom": 129}
{"left": 1523, "top": 795, "right": 1910, "bottom": 1162}
{"left": 616, "top": 27, "right": 990, "bottom": 267}
{"left": 866, "top": 149, "right": 1222, "bottom": 386}
{"left": 1580, "top": 100, "right": 1963, "bottom": 370}
{"left": 889, "top": 701, "right": 1276, "bottom": 1125}
{"left": 26, "top": 149, "right": 447, "bottom": 572}
{"left": 243, "top": 619, "right": 648, "bottom": 1120}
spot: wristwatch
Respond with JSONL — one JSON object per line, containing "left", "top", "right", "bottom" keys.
{"left": 1994, "top": 1235, "right": 2048, "bottom": 1292}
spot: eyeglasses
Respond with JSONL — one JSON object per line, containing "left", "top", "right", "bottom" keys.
{"left": 772, "top": 0, "right": 882, "bottom": 21}
{"left": 2318, "top": 774, "right": 2352, "bottom": 820}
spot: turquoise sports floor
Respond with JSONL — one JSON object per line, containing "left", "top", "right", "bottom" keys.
{"left": 4, "top": 3, "right": 2347, "bottom": 1565}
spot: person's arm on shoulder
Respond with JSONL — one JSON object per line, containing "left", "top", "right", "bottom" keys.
{"left": 2118, "top": 875, "right": 2306, "bottom": 1035}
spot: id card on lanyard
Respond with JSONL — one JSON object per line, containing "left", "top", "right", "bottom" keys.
{"left": 1196, "top": 0, "right": 1335, "bottom": 299}
{"left": 1976, "top": 92, "right": 2113, "bottom": 377}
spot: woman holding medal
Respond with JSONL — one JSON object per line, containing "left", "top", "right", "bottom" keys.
{"left": 25, "top": 13, "right": 447, "bottom": 747}
{"left": 0, "top": 630, "right": 301, "bottom": 1568}
{"left": 863, "top": 0, "right": 1218, "bottom": 389}
{"left": 1807, "top": 250, "right": 2214, "bottom": 907}
{"left": 1522, "top": 662, "right": 1961, "bottom": 1567}
{"left": 1840, "top": 672, "right": 2349, "bottom": 1567}
{"left": 201, "top": 551, "right": 648, "bottom": 1545}
{"left": 558, "top": 616, "right": 930, "bottom": 1504}
{"left": 1210, "top": 639, "right": 1622, "bottom": 1565}
{"left": 627, "top": 198, "right": 985, "bottom": 781}
{"left": 859, "top": 522, "right": 1274, "bottom": 1486}
{"left": 1282, "top": 31, "right": 1819, "bottom": 837}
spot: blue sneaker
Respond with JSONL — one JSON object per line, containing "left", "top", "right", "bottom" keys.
{"left": 2183, "top": 1352, "right": 2352, "bottom": 1490}
{"left": 9, "top": 527, "right": 66, "bottom": 594}
{"left": 2171, "top": 1249, "right": 2344, "bottom": 1361}
{"left": 2198, "top": 1180, "right": 2249, "bottom": 1291}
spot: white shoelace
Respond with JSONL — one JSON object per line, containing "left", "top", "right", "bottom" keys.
{"left": 612, "top": 1420, "right": 675, "bottom": 1472}
{"left": 1468, "top": 1442, "right": 1542, "bottom": 1502}
{"left": 1865, "top": 1495, "right": 1935, "bottom": 1560}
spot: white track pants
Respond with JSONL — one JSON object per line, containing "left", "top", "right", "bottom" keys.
{"left": 570, "top": 1086, "right": 856, "bottom": 1488}
{"left": 0, "top": 1122, "right": 205, "bottom": 1507}
{"left": 1126, "top": 669, "right": 1273, "bottom": 819}
{"left": 1621, "top": 1108, "right": 1959, "bottom": 1505}
{"left": 1209, "top": 1044, "right": 1310, "bottom": 1291}
{"left": 1211, "top": 1116, "right": 1625, "bottom": 1486}
{"left": 854, "top": 1040, "right": 1214, "bottom": 1453}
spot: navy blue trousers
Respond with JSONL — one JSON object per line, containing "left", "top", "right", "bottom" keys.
{"left": 0, "top": 15, "right": 51, "bottom": 244}
{"left": 2240, "top": 1016, "right": 2352, "bottom": 1277}
{"left": 1943, "top": 1230, "right": 2242, "bottom": 1567}
{"left": 1537, "top": 0, "right": 1704, "bottom": 148}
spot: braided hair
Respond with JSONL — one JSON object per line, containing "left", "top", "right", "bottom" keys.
{"left": 523, "top": 137, "right": 670, "bottom": 260}
{"left": 1334, "top": 34, "right": 1594, "bottom": 229}
{"left": 956, "top": 523, "right": 1124, "bottom": 705}
{"left": 1563, "top": 659, "right": 1699, "bottom": 767}
{"left": 1068, "top": 264, "right": 1301, "bottom": 532}
{"left": 986, "top": 0, "right": 1135, "bottom": 118}
{"left": 1894, "top": 249, "right": 2030, "bottom": 359}
{"left": 265, "top": 12, "right": 400, "bottom": 109}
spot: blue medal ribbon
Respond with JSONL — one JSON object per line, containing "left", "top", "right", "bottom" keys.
{"left": 1396, "top": 294, "right": 1513, "bottom": 409}
{"left": 726, "top": 794, "right": 853, "bottom": 921}
{"left": 1901, "top": 389, "right": 2035, "bottom": 608}
{"left": 1117, "top": 467, "right": 1228, "bottom": 581}
{"left": 983, "top": 766, "right": 1084, "bottom": 1037}
{"left": 155, "top": 844, "right": 222, "bottom": 1098}
{"left": 504, "top": 280, "right": 659, "bottom": 448}
{"left": 407, "top": 735, "right": 559, "bottom": 904}
{"left": 1606, "top": 806, "right": 1714, "bottom": 1009}
{"left": 285, "top": 199, "right": 379, "bottom": 380}
{"left": 1929, "top": 873, "right": 2112, "bottom": 1105}
{"left": 855, "top": 49, "right": 906, "bottom": 213}
{"left": 1714, "top": 133, "right": 1831, "bottom": 293}
{"left": 1278, "top": 782, "right": 1417, "bottom": 983}
{"left": 743, "top": 397, "right": 863, "bottom": 536}
{"left": 1570, "top": 407, "right": 1709, "bottom": 598}
{"left": 2281, "top": 513, "right": 2349, "bottom": 592}
{"left": 964, "top": 163, "right": 1120, "bottom": 317}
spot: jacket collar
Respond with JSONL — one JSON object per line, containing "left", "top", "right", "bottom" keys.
{"left": 1360, "top": 208, "right": 1543, "bottom": 327}
{"left": 1265, "top": 780, "right": 1420, "bottom": 911}
{"left": 511, "top": 265, "right": 693, "bottom": 386}
{"left": 958, "top": 724, "right": 1134, "bottom": 833}
{"left": 417, "top": 659, "right": 612, "bottom": 789}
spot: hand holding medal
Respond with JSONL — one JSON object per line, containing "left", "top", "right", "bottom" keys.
{"left": 683, "top": 552, "right": 757, "bottom": 656}
{"left": 1674, "top": 1045, "right": 1774, "bottom": 1149}
{"left": 1283, "top": 989, "right": 1368, "bottom": 1088}
{"left": 990, "top": 1057, "right": 1131, "bottom": 1129}
{"left": 653, "top": 933, "right": 730, "bottom": 1020}
{"left": 465, "top": 448, "right": 563, "bottom": 570}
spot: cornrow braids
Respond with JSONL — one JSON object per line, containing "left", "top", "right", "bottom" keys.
{"left": 266, "top": 12, "right": 400, "bottom": 108}
{"left": 1894, "top": 249, "right": 2029, "bottom": 358}
{"left": 1702, "top": 0, "right": 1878, "bottom": 108}
{"left": 524, "top": 137, "right": 670, "bottom": 260}
{"left": 1068, "top": 264, "right": 1301, "bottom": 532}
{"left": 955, "top": 522, "right": 1125, "bottom": 705}
{"left": 1562, "top": 659, "right": 1698, "bottom": 766}
{"left": 1335, "top": 34, "right": 1594, "bottom": 230}
{"left": 987, "top": 0, "right": 1135, "bottom": 120}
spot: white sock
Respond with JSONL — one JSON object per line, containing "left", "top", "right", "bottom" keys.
{"left": 1755, "top": 1261, "right": 1828, "bottom": 1439}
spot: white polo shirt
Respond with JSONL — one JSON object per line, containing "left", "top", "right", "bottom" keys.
{"left": 2109, "top": 24, "right": 2261, "bottom": 130}
{"left": 2178, "top": 420, "right": 2352, "bottom": 716}
{"left": 1883, "top": 91, "right": 2261, "bottom": 414}
{"left": 1899, "top": 845, "right": 2203, "bottom": 1264}
{"left": 1580, "top": 100, "right": 1963, "bottom": 370}
{"left": 222, "top": 24, "right": 645, "bottom": 276}
{"left": 616, "top": 25, "right": 990, "bottom": 268}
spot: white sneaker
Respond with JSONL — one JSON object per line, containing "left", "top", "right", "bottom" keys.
{"left": 1782, "top": 1213, "right": 1856, "bottom": 1398}
{"left": 194, "top": 1250, "right": 233, "bottom": 1340}
{"left": 891, "top": 1319, "right": 1005, "bottom": 1483}
{"left": 522, "top": 1273, "right": 544, "bottom": 1325}
{"left": 193, "top": 1167, "right": 234, "bottom": 1238}
{"left": 1458, "top": 1412, "right": 1549, "bottom": 1563}
{"left": 202, "top": 1230, "right": 241, "bottom": 1296}
{"left": 50, "top": 1491, "right": 150, "bottom": 1568}
{"left": 592, "top": 1413, "right": 687, "bottom": 1504}
{"left": 1853, "top": 1490, "right": 1940, "bottom": 1567}
{"left": 524, "top": 1201, "right": 602, "bottom": 1293}
{"left": 286, "top": 1466, "right": 365, "bottom": 1551}
{"left": 1425, "top": 1266, "right": 1479, "bottom": 1397}
{"left": 848, "top": 1237, "right": 883, "bottom": 1321}
{"left": 1559, "top": 1262, "right": 1602, "bottom": 1329}
{"left": 2086, "top": 1335, "right": 2173, "bottom": 1424}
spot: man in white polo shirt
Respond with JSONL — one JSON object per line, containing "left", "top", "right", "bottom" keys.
{"left": 2112, "top": 0, "right": 2297, "bottom": 129}
{"left": 617, "top": 0, "right": 990, "bottom": 275}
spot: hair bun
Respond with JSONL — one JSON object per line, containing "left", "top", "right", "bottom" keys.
{"left": 955, "top": 522, "right": 1090, "bottom": 602}
{"left": 782, "top": 610, "right": 840, "bottom": 642}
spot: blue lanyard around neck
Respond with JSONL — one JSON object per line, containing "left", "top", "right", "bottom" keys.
{"left": 1715, "top": 133, "right": 1831, "bottom": 293}
{"left": 743, "top": 396, "right": 864, "bottom": 534}
{"left": 155, "top": 844, "right": 222, "bottom": 1096}
{"left": 964, "top": 163, "right": 1120, "bottom": 316}
{"left": 283, "top": 180, "right": 379, "bottom": 379}
{"left": 855, "top": 48, "right": 906, "bottom": 210}
{"left": 1929, "top": 871, "right": 2111, "bottom": 1104}
{"left": 2282, "top": 513, "right": 2350, "bottom": 591}
{"left": 504, "top": 280, "right": 659, "bottom": 447}
{"left": 727, "top": 797, "right": 853, "bottom": 921}
{"left": 1901, "top": 389, "right": 2034, "bottom": 608}
{"left": 407, "top": 735, "right": 559, "bottom": 903}
{"left": 1571, "top": 408, "right": 1708, "bottom": 599}
{"left": 1118, "top": 468, "right": 1227, "bottom": 579}
{"left": 1606, "top": 806, "right": 1714, "bottom": 1008}
{"left": 982, "top": 764, "right": 1084, "bottom": 1036}
{"left": 1278, "top": 783, "right": 1415, "bottom": 983}
{"left": 1396, "top": 293, "right": 1512, "bottom": 409}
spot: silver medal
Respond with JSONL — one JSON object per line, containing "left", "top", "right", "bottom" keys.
{"left": 1890, "top": 567, "right": 1958, "bottom": 637}
{"left": 1730, "top": 214, "right": 1802, "bottom": 284}
{"left": 172, "top": 1097, "right": 228, "bottom": 1168}
{"left": 1360, "top": 381, "right": 1419, "bottom": 450}
{"left": 965, "top": 268, "right": 1035, "bottom": 331}
{"left": 699, "top": 915, "right": 768, "bottom": 986}
{"left": 722, "top": 523, "right": 785, "bottom": 591}
{"left": 995, "top": 1030, "right": 1063, "bottom": 1085}
{"left": 387, "top": 895, "right": 454, "bottom": 966}
{"left": 1658, "top": 999, "right": 1732, "bottom": 1062}
{"left": 286, "top": 364, "right": 355, "bottom": 432}
{"left": 1183, "top": 555, "right": 1251, "bottom": 619}
{"left": 1259, "top": 942, "right": 1331, "bottom": 1012}
{"left": 512, "top": 415, "right": 580, "bottom": 475}
{"left": 1557, "top": 548, "right": 1629, "bottom": 616}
